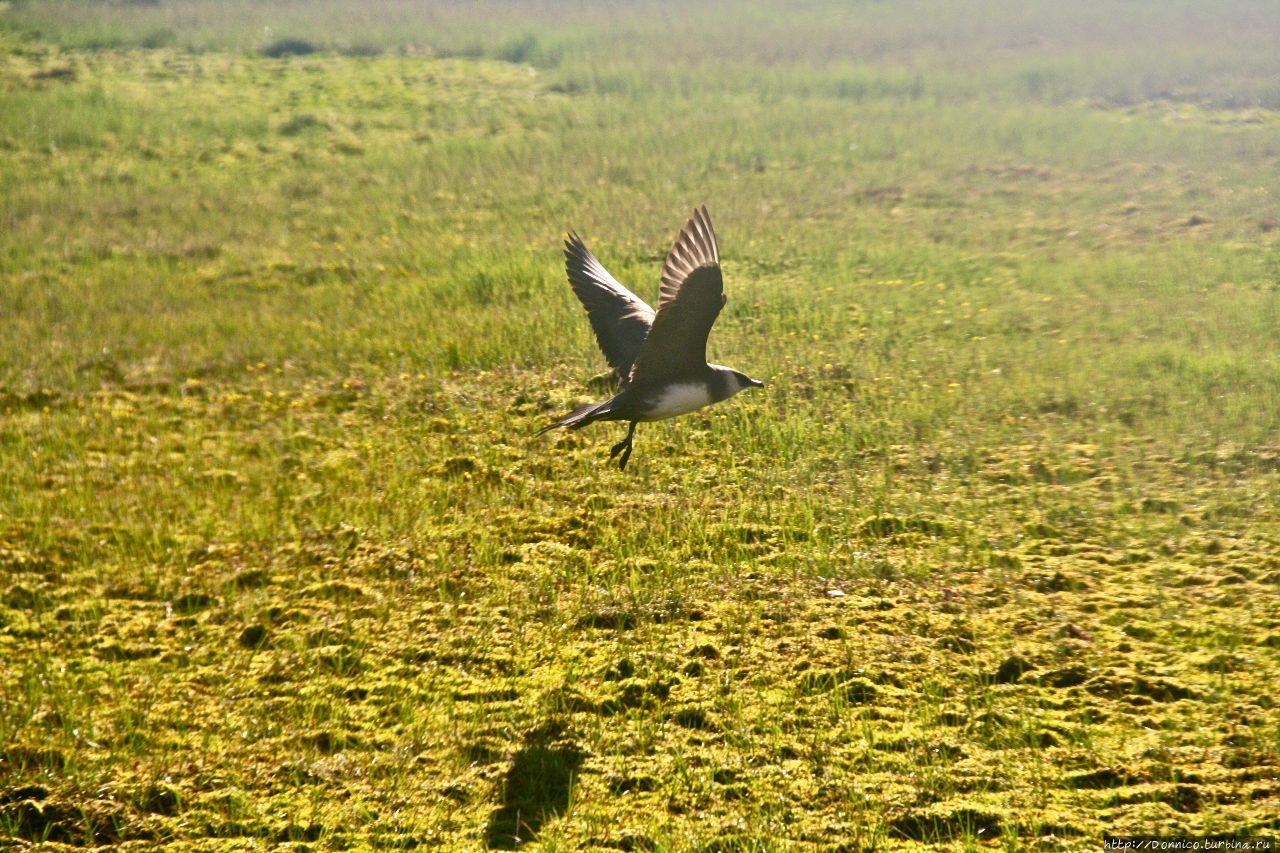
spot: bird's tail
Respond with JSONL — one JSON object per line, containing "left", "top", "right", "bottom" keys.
{"left": 537, "top": 400, "right": 613, "bottom": 435}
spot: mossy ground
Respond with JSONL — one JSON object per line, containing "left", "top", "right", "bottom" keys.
{"left": 2, "top": 1, "right": 1280, "bottom": 849}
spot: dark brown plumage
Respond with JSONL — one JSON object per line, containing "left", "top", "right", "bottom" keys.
{"left": 541, "top": 206, "right": 762, "bottom": 470}
{"left": 563, "top": 232, "right": 654, "bottom": 382}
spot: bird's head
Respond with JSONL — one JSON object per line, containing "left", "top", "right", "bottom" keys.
{"left": 729, "top": 370, "right": 765, "bottom": 395}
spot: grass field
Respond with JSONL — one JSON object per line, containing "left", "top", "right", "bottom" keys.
{"left": 2, "top": 0, "right": 1280, "bottom": 848}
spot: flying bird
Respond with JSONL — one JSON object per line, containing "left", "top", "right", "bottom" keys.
{"left": 540, "top": 206, "right": 763, "bottom": 470}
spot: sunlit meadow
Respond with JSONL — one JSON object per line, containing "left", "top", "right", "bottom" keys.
{"left": 1, "top": 1, "right": 1278, "bottom": 848}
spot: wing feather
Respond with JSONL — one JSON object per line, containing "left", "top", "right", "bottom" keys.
{"left": 656, "top": 205, "right": 719, "bottom": 310}
{"left": 629, "top": 206, "right": 725, "bottom": 385}
{"left": 563, "top": 232, "right": 655, "bottom": 382}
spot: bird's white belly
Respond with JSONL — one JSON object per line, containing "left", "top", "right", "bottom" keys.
{"left": 642, "top": 383, "right": 712, "bottom": 421}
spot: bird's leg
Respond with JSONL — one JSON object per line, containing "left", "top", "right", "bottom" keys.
{"left": 617, "top": 439, "right": 635, "bottom": 471}
{"left": 610, "top": 421, "right": 637, "bottom": 470}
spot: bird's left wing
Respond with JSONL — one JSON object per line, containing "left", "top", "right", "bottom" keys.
{"left": 564, "top": 233, "right": 656, "bottom": 382}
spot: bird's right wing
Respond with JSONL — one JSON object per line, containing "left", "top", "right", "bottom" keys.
{"left": 564, "top": 232, "right": 656, "bottom": 381}
{"left": 627, "top": 206, "right": 725, "bottom": 385}
{"left": 656, "top": 204, "right": 719, "bottom": 311}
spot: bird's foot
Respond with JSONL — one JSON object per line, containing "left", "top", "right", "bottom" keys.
{"left": 611, "top": 422, "right": 637, "bottom": 471}
{"left": 610, "top": 437, "right": 634, "bottom": 470}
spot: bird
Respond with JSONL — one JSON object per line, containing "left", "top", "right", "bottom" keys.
{"left": 539, "top": 205, "right": 763, "bottom": 470}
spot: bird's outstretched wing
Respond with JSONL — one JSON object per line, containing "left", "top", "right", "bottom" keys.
{"left": 628, "top": 205, "right": 724, "bottom": 385}
{"left": 564, "top": 232, "right": 655, "bottom": 382}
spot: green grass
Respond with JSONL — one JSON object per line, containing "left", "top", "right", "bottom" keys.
{"left": 2, "top": 0, "right": 1279, "bottom": 848}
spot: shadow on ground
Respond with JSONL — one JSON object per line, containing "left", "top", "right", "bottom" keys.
{"left": 485, "top": 720, "right": 585, "bottom": 849}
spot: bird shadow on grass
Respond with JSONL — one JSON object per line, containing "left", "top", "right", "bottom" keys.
{"left": 485, "top": 720, "right": 585, "bottom": 850}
